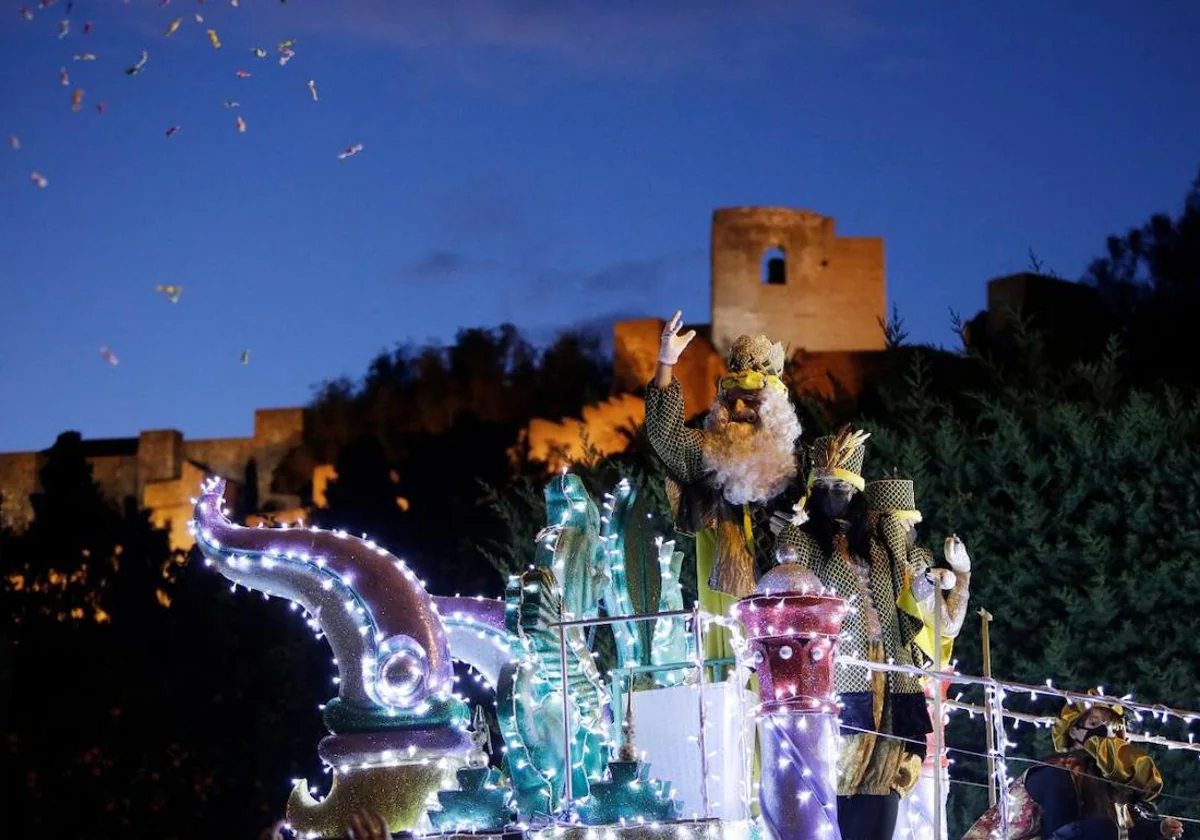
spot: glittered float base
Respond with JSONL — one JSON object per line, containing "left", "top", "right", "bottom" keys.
{"left": 533, "top": 818, "right": 757, "bottom": 840}
{"left": 287, "top": 764, "right": 451, "bottom": 839}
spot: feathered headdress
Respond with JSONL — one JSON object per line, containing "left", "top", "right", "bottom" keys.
{"left": 808, "top": 426, "right": 870, "bottom": 491}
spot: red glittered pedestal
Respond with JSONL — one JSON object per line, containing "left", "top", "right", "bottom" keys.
{"left": 733, "top": 591, "right": 847, "bottom": 715}
{"left": 733, "top": 570, "right": 848, "bottom": 840}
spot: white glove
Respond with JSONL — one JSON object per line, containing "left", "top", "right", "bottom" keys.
{"left": 944, "top": 535, "right": 971, "bottom": 572}
{"left": 926, "top": 568, "right": 957, "bottom": 590}
{"left": 659, "top": 310, "right": 697, "bottom": 365}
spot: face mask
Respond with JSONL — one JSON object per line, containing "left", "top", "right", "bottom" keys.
{"left": 1074, "top": 723, "right": 1112, "bottom": 746}
{"left": 811, "top": 486, "right": 852, "bottom": 519}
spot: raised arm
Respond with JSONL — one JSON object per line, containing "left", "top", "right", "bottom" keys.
{"left": 645, "top": 311, "right": 705, "bottom": 484}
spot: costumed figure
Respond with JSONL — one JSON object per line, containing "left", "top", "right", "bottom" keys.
{"left": 645, "top": 310, "right": 804, "bottom": 663}
{"left": 865, "top": 478, "right": 972, "bottom": 840}
{"left": 775, "top": 430, "right": 934, "bottom": 840}
{"left": 963, "top": 695, "right": 1180, "bottom": 840}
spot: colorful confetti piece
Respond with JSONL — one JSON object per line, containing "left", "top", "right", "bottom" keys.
{"left": 155, "top": 284, "right": 182, "bottom": 303}
{"left": 82, "top": 20, "right": 91, "bottom": 35}
{"left": 279, "top": 47, "right": 295, "bottom": 66}
{"left": 235, "top": 69, "right": 251, "bottom": 78}
{"left": 95, "top": 101, "right": 105, "bottom": 114}
{"left": 165, "top": 125, "right": 180, "bottom": 137}
{"left": 71, "top": 89, "right": 84, "bottom": 112}
{"left": 251, "top": 47, "right": 267, "bottom": 58}
{"left": 8, "top": 135, "right": 19, "bottom": 150}
{"left": 99, "top": 346, "right": 119, "bottom": 366}
{"left": 126, "top": 50, "right": 148, "bottom": 76}
{"left": 164, "top": 17, "right": 181, "bottom": 36}
{"left": 207, "top": 28, "right": 221, "bottom": 49}
{"left": 57, "top": 18, "right": 68, "bottom": 38}
{"left": 236, "top": 115, "right": 246, "bottom": 133}
{"left": 337, "top": 143, "right": 364, "bottom": 160}
{"left": 240, "top": 349, "right": 250, "bottom": 364}
{"left": 73, "top": 52, "right": 96, "bottom": 60}
{"left": 19, "top": 7, "right": 33, "bottom": 21}
{"left": 223, "top": 99, "right": 240, "bottom": 108}
{"left": 307, "top": 79, "right": 318, "bottom": 101}
{"left": 59, "top": 67, "right": 69, "bottom": 86}
{"left": 30, "top": 171, "right": 48, "bottom": 188}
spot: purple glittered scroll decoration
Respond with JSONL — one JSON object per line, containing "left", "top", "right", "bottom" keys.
{"left": 192, "top": 479, "right": 453, "bottom": 712}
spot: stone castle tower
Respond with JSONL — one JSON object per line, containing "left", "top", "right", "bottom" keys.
{"left": 710, "top": 207, "right": 886, "bottom": 355}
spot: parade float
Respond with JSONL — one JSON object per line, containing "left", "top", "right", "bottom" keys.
{"left": 191, "top": 469, "right": 1200, "bottom": 840}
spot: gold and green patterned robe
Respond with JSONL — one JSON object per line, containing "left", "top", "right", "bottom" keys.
{"left": 644, "top": 377, "right": 803, "bottom": 664}
{"left": 776, "top": 514, "right": 933, "bottom": 797}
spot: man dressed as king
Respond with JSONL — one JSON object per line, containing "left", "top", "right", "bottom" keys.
{"left": 644, "top": 311, "right": 804, "bottom": 663}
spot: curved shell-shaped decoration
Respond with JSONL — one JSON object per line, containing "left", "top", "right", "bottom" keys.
{"left": 191, "top": 478, "right": 452, "bottom": 711}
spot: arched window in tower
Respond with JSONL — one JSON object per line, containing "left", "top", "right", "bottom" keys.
{"left": 762, "top": 247, "right": 787, "bottom": 285}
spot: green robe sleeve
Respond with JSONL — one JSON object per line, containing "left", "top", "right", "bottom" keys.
{"left": 644, "top": 376, "right": 706, "bottom": 485}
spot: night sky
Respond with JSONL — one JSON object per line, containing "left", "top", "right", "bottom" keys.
{"left": 1, "top": 1, "right": 1197, "bottom": 452}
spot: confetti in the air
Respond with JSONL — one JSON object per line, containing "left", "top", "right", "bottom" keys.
{"left": 100, "top": 346, "right": 119, "bottom": 366}
{"left": 252, "top": 47, "right": 267, "bottom": 58}
{"left": 164, "top": 17, "right": 180, "bottom": 36}
{"left": 8, "top": 135, "right": 19, "bottom": 150}
{"left": 38, "top": 0, "right": 56, "bottom": 8}
{"left": 126, "top": 50, "right": 149, "bottom": 76}
{"left": 73, "top": 52, "right": 96, "bottom": 61}
{"left": 59, "top": 67, "right": 69, "bottom": 86}
{"left": 236, "top": 115, "right": 246, "bottom": 133}
{"left": 279, "top": 47, "right": 295, "bottom": 66}
{"left": 223, "top": 99, "right": 240, "bottom": 108}
{"left": 240, "top": 349, "right": 250, "bottom": 364}
{"left": 155, "top": 284, "right": 182, "bottom": 303}
{"left": 194, "top": 13, "right": 203, "bottom": 23}
{"left": 82, "top": 20, "right": 91, "bottom": 35}
{"left": 207, "top": 29, "right": 221, "bottom": 49}
{"left": 57, "top": 18, "right": 68, "bottom": 38}
{"left": 337, "top": 143, "right": 364, "bottom": 160}
{"left": 165, "top": 125, "right": 180, "bottom": 137}
{"left": 231, "top": 0, "right": 239, "bottom": 6}
{"left": 20, "top": 7, "right": 33, "bottom": 20}
{"left": 72, "top": 89, "right": 84, "bottom": 112}
{"left": 235, "top": 69, "right": 251, "bottom": 78}
{"left": 96, "top": 101, "right": 105, "bottom": 114}
{"left": 30, "top": 171, "right": 48, "bottom": 188}
{"left": 306, "top": 79, "right": 318, "bottom": 101}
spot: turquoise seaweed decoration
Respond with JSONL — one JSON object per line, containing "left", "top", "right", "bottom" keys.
{"left": 649, "top": 536, "right": 692, "bottom": 686}
{"left": 496, "top": 473, "right": 611, "bottom": 817}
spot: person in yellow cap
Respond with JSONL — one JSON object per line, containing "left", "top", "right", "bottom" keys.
{"left": 963, "top": 694, "right": 1179, "bottom": 840}
{"left": 644, "top": 311, "right": 804, "bottom": 666}
{"left": 775, "top": 431, "right": 936, "bottom": 840}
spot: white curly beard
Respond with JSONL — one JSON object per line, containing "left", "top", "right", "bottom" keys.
{"left": 701, "top": 387, "right": 802, "bottom": 505}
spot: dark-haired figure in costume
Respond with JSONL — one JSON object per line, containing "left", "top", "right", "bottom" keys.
{"left": 777, "top": 431, "right": 955, "bottom": 840}
{"left": 963, "top": 697, "right": 1180, "bottom": 840}
{"left": 644, "top": 311, "right": 804, "bottom": 663}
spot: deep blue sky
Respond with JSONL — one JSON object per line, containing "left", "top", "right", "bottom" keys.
{"left": 1, "top": 1, "right": 1198, "bottom": 452}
